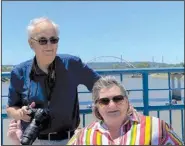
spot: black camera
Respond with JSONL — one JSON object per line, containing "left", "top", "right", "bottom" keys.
{"left": 20, "top": 108, "right": 50, "bottom": 145}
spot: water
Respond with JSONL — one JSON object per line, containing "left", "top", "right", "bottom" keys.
{"left": 2, "top": 75, "right": 184, "bottom": 113}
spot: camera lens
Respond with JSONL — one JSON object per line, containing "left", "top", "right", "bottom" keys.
{"left": 20, "top": 108, "right": 49, "bottom": 145}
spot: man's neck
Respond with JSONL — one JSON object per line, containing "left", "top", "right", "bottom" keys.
{"left": 36, "top": 60, "right": 49, "bottom": 74}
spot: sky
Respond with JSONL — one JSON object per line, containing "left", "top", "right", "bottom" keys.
{"left": 2, "top": 1, "right": 184, "bottom": 65}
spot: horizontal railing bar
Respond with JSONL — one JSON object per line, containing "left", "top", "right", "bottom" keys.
{"left": 149, "top": 88, "right": 184, "bottom": 91}
{"left": 77, "top": 106, "right": 184, "bottom": 114}
{"left": 2, "top": 96, "right": 183, "bottom": 101}
{"left": 3, "top": 105, "right": 184, "bottom": 119}
{"left": 2, "top": 67, "right": 184, "bottom": 77}
{"left": 78, "top": 88, "right": 185, "bottom": 93}
{"left": 148, "top": 105, "right": 184, "bottom": 111}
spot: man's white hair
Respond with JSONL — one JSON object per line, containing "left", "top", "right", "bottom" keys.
{"left": 27, "top": 17, "right": 59, "bottom": 39}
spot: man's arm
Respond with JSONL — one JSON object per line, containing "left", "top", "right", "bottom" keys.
{"left": 6, "top": 106, "right": 22, "bottom": 120}
{"left": 69, "top": 56, "right": 100, "bottom": 91}
{"left": 6, "top": 68, "right": 31, "bottom": 122}
{"left": 6, "top": 106, "right": 32, "bottom": 122}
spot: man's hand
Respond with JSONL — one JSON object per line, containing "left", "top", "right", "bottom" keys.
{"left": 17, "top": 102, "right": 35, "bottom": 122}
{"left": 7, "top": 119, "right": 22, "bottom": 145}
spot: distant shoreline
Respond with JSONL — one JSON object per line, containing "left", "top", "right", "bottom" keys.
{"left": 150, "top": 73, "right": 184, "bottom": 79}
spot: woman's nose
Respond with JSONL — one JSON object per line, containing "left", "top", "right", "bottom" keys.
{"left": 108, "top": 100, "right": 117, "bottom": 107}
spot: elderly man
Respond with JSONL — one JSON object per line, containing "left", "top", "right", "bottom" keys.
{"left": 6, "top": 17, "right": 100, "bottom": 145}
{"left": 67, "top": 76, "right": 184, "bottom": 145}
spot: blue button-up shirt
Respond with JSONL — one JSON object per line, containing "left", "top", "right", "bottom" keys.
{"left": 7, "top": 54, "right": 100, "bottom": 133}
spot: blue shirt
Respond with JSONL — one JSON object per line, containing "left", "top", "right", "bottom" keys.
{"left": 7, "top": 54, "right": 100, "bottom": 133}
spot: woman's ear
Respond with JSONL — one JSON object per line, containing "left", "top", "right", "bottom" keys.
{"left": 93, "top": 106, "right": 103, "bottom": 121}
{"left": 127, "top": 102, "right": 133, "bottom": 116}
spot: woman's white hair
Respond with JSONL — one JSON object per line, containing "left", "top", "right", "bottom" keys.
{"left": 92, "top": 75, "right": 128, "bottom": 102}
{"left": 27, "top": 17, "right": 59, "bottom": 39}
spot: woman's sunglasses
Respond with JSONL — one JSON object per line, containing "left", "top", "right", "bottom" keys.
{"left": 95, "top": 95, "right": 125, "bottom": 106}
{"left": 31, "top": 36, "right": 59, "bottom": 45}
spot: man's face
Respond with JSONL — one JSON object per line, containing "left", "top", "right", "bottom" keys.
{"left": 97, "top": 85, "right": 129, "bottom": 124}
{"left": 29, "top": 21, "right": 58, "bottom": 65}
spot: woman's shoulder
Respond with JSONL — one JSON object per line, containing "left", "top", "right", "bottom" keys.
{"left": 67, "top": 121, "right": 100, "bottom": 145}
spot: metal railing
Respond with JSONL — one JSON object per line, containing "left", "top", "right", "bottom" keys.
{"left": 1, "top": 67, "right": 184, "bottom": 145}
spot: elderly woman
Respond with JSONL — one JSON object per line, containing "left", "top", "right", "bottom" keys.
{"left": 7, "top": 76, "right": 184, "bottom": 145}
{"left": 67, "top": 76, "right": 183, "bottom": 145}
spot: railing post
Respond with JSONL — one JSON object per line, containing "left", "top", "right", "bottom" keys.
{"left": 1, "top": 118, "right": 3, "bottom": 145}
{"left": 171, "top": 73, "right": 182, "bottom": 101}
{"left": 168, "top": 73, "right": 172, "bottom": 103}
{"left": 142, "top": 72, "right": 149, "bottom": 115}
{"left": 168, "top": 73, "right": 172, "bottom": 125}
{"left": 176, "top": 74, "right": 182, "bottom": 103}
{"left": 83, "top": 114, "right": 85, "bottom": 127}
{"left": 120, "top": 73, "right": 123, "bottom": 82}
{"left": 181, "top": 110, "right": 184, "bottom": 141}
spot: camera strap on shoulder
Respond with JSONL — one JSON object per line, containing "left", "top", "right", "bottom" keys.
{"left": 46, "top": 59, "right": 56, "bottom": 102}
{"left": 45, "top": 69, "right": 56, "bottom": 109}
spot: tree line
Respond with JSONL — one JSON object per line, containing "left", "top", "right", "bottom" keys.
{"left": 2, "top": 62, "right": 184, "bottom": 72}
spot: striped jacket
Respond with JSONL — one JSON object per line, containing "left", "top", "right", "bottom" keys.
{"left": 67, "top": 106, "right": 184, "bottom": 145}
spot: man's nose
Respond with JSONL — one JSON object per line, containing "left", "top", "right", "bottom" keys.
{"left": 46, "top": 41, "right": 52, "bottom": 47}
{"left": 47, "top": 40, "right": 52, "bottom": 45}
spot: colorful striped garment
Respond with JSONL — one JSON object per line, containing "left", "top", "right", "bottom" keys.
{"left": 67, "top": 106, "right": 184, "bottom": 145}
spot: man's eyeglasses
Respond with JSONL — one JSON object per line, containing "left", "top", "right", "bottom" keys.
{"left": 31, "top": 36, "right": 59, "bottom": 45}
{"left": 95, "top": 95, "right": 125, "bottom": 106}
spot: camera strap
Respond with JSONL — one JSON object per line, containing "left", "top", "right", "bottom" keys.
{"left": 45, "top": 60, "right": 56, "bottom": 107}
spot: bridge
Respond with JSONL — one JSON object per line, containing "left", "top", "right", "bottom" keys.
{"left": 86, "top": 55, "right": 136, "bottom": 68}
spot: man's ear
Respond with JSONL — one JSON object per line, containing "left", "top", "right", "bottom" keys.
{"left": 28, "top": 39, "right": 33, "bottom": 49}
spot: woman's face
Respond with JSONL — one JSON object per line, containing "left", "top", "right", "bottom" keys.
{"left": 97, "top": 85, "right": 129, "bottom": 125}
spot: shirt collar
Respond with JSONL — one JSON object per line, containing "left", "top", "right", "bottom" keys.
{"left": 30, "top": 56, "right": 56, "bottom": 76}
{"left": 127, "top": 104, "right": 141, "bottom": 123}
